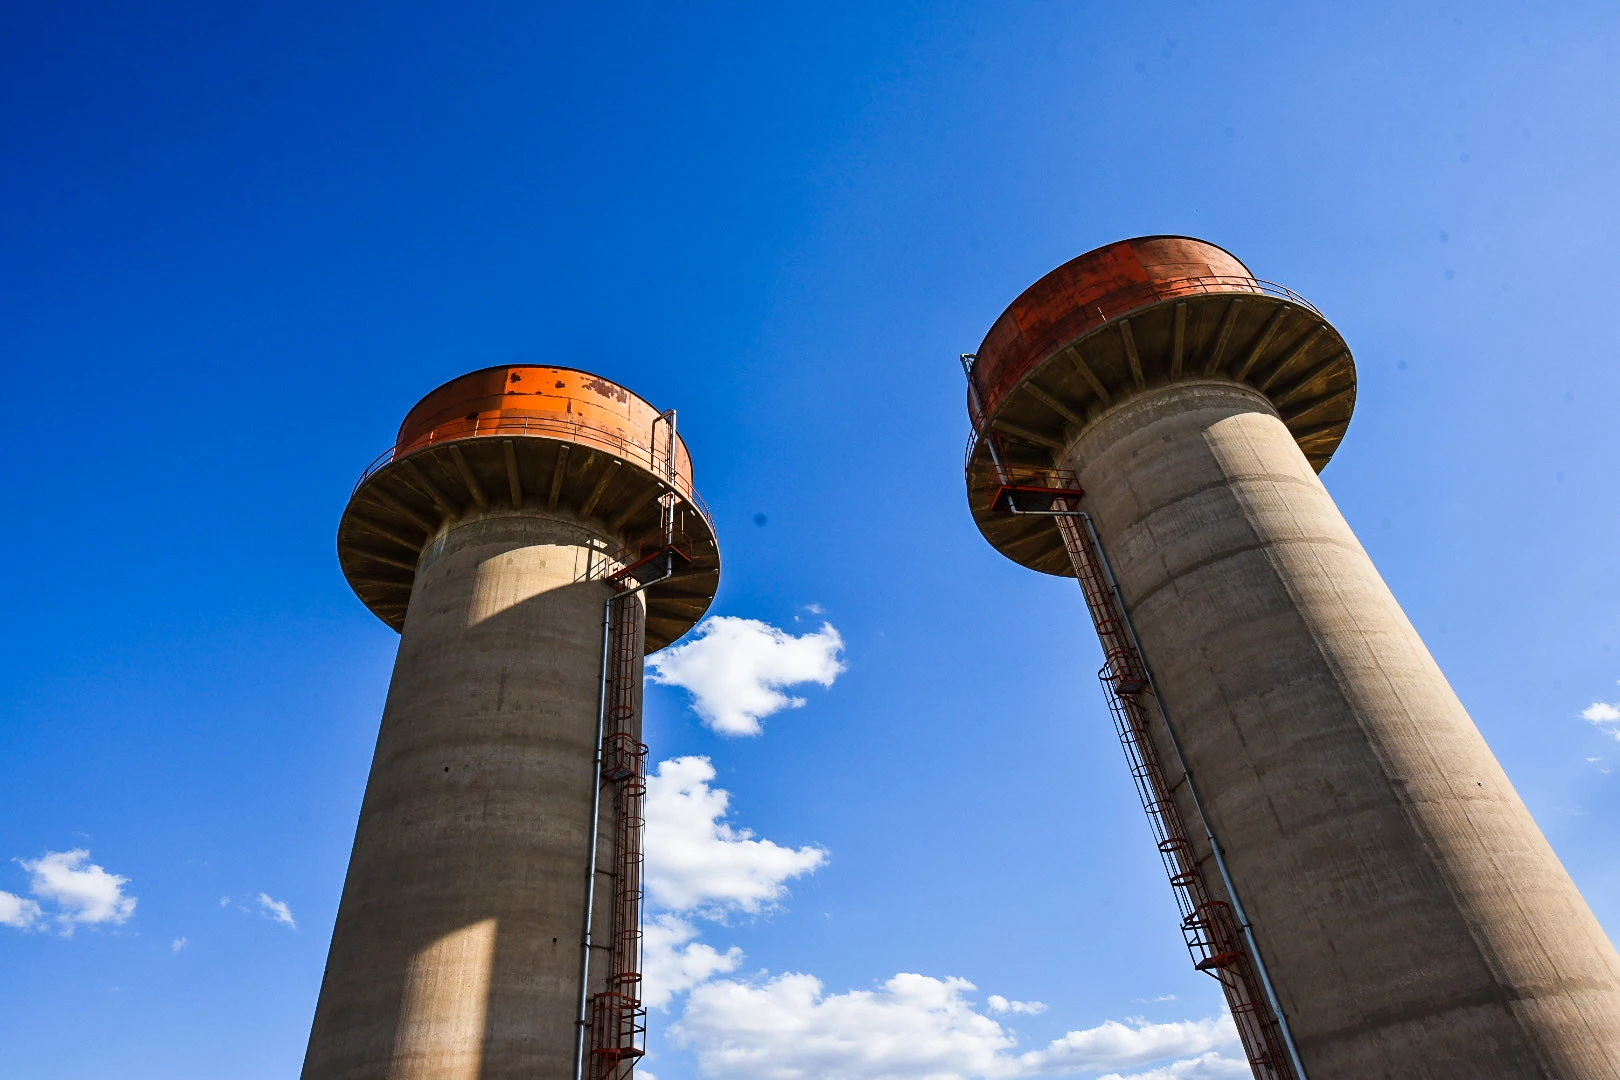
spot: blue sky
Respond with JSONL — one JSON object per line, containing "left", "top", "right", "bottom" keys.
{"left": 3, "top": 2, "right": 1620, "bottom": 1077}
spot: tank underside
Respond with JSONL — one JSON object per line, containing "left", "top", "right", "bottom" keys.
{"left": 967, "top": 290, "right": 1353, "bottom": 577}
{"left": 338, "top": 434, "right": 718, "bottom": 652}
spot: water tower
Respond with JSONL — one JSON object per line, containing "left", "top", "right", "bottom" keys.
{"left": 963, "top": 237, "right": 1620, "bottom": 1078}
{"left": 305, "top": 365, "right": 718, "bottom": 1080}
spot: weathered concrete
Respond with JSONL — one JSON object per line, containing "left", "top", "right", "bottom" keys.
{"left": 1063, "top": 380, "right": 1620, "bottom": 1078}
{"left": 303, "top": 509, "right": 639, "bottom": 1079}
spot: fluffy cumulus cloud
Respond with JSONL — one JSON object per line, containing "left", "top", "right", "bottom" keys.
{"left": 645, "top": 755, "right": 827, "bottom": 916}
{"left": 1583, "top": 700, "right": 1620, "bottom": 736}
{"left": 638, "top": 626, "right": 1238, "bottom": 1079}
{"left": 647, "top": 616, "right": 846, "bottom": 736}
{"left": 637, "top": 750, "right": 1240, "bottom": 1080}
{"left": 0, "top": 889, "right": 43, "bottom": 929}
{"left": 640, "top": 755, "right": 826, "bottom": 1011}
{"left": 642, "top": 913, "right": 743, "bottom": 1010}
{"left": 671, "top": 970, "right": 1241, "bottom": 1080}
{"left": 674, "top": 973, "right": 1017, "bottom": 1080}
{"left": 3, "top": 850, "right": 137, "bottom": 934}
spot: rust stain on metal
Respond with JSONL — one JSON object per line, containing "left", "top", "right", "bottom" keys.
{"left": 385, "top": 364, "right": 696, "bottom": 504}
{"left": 580, "top": 376, "right": 630, "bottom": 404}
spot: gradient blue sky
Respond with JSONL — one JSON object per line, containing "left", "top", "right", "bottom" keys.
{"left": 4, "top": 3, "right": 1620, "bottom": 1078}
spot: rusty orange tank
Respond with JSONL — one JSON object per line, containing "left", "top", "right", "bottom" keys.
{"left": 338, "top": 364, "right": 717, "bottom": 650}
{"left": 964, "top": 235, "right": 1353, "bottom": 577}
{"left": 392, "top": 365, "right": 697, "bottom": 504}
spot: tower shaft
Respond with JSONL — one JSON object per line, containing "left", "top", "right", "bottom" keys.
{"left": 1066, "top": 381, "right": 1620, "bottom": 1076}
{"left": 312, "top": 364, "right": 719, "bottom": 1080}
{"left": 304, "top": 511, "right": 637, "bottom": 1079}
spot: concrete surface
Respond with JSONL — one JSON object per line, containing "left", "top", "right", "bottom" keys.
{"left": 303, "top": 508, "right": 639, "bottom": 1079}
{"left": 1062, "top": 380, "right": 1620, "bottom": 1078}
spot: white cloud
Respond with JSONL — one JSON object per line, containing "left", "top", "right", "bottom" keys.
{"left": 638, "top": 756, "right": 827, "bottom": 1008}
{"left": 16, "top": 850, "right": 136, "bottom": 933}
{"left": 648, "top": 616, "right": 846, "bottom": 736}
{"left": 171, "top": 936, "right": 188, "bottom": 953}
{"left": 646, "top": 756, "right": 826, "bottom": 916}
{"left": 637, "top": 747, "right": 1234, "bottom": 1080}
{"left": 988, "top": 995, "right": 1047, "bottom": 1016}
{"left": 1020, "top": 1015, "right": 1237, "bottom": 1074}
{"left": 672, "top": 970, "right": 1239, "bottom": 1080}
{"left": 1094, "top": 1053, "right": 1251, "bottom": 1080}
{"left": 257, "top": 892, "right": 296, "bottom": 929}
{"left": 674, "top": 972, "right": 1016, "bottom": 1080}
{"left": 0, "top": 890, "right": 42, "bottom": 929}
{"left": 643, "top": 913, "right": 743, "bottom": 1010}
{"left": 1583, "top": 701, "right": 1620, "bottom": 735}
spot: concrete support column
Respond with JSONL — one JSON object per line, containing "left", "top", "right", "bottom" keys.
{"left": 303, "top": 510, "right": 639, "bottom": 1080}
{"left": 1062, "top": 380, "right": 1620, "bottom": 1079}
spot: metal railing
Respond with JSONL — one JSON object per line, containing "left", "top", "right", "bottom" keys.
{"left": 352, "top": 413, "right": 715, "bottom": 531}
{"left": 963, "top": 275, "right": 1321, "bottom": 470}
{"left": 972, "top": 464, "right": 1084, "bottom": 515}
{"left": 574, "top": 524, "right": 707, "bottom": 588}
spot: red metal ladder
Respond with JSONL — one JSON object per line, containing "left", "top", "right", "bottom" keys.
{"left": 589, "top": 589, "right": 649, "bottom": 1079}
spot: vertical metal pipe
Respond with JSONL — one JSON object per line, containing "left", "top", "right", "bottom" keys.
{"left": 573, "top": 594, "right": 616, "bottom": 1080}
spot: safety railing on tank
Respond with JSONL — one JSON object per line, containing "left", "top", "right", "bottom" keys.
{"left": 962, "top": 275, "right": 1321, "bottom": 471}
{"left": 353, "top": 413, "right": 715, "bottom": 533}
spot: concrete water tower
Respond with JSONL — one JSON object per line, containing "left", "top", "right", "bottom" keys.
{"left": 962, "top": 237, "right": 1620, "bottom": 1078}
{"left": 305, "top": 365, "right": 718, "bottom": 1080}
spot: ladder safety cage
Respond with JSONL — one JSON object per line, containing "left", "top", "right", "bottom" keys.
{"left": 589, "top": 590, "right": 650, "bottom": 1079}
